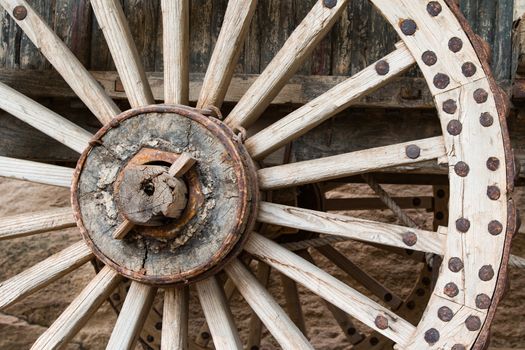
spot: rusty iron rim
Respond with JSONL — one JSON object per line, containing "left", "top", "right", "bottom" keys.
{"left": 71, "top": 104, "right": 259, "bottom": 286}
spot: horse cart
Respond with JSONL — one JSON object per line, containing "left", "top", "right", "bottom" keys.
{"left": 0, "top": 0, "right": 524, "bottom": 349}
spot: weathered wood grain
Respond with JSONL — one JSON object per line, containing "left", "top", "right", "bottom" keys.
{"left": 162, "top": 287, "right": 189, "bottom": 350}
{"left": 0, "top": 156, "right": 73, "bottom": 187}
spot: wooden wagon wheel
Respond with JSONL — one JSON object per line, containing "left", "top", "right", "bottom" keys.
{"left": 0, "top": 0, "right": 517, "bottom": 349}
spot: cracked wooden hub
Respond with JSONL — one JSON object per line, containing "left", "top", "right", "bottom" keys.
{"left": 71, "top": 105, "right": 258, "bottom": 285}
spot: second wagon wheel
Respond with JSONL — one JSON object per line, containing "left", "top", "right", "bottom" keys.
{"left": 0, "top": 0, "right": 517, "bottom": 349}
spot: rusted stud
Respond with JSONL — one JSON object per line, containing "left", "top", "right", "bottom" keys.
{"left": 375, "top": 60, "right": 390, "bottom": 75}
{"left": 486, "top": 157, "right": 500, "bottom": 171}
{"left": 400, "top": 19, "right": 417, "bottom": 35}
{"left": 447, "top": 120, "right": 462, "bottom": 136}
{"left": 443, "top": 99, "right": 457, "bottom": 114}
{"left": 422, "top": 51, "right": 438, "bottom": 66}
{"left": 444, "top": 282, "right": 459, "bottom": 297}
{"left": 109, "top": 118, "right": 120, "bottom": 128}
{"left": 465, "top": 315, "right": 481, "bottom": 331}
{"left": 448, "top": 257, "right": 464, "bottom": 272}
{"left": 461, "top": 62, "right": 477, "bottom": 77}
{"left": 88, "top": 139, "right": 103, "bottom": 147}
{"left": 406, "top": 300, "right": 416, "bottom": 309}
{"left": 480, "top": 112, "right": 494, "bottom": 127}
{"left": 456, "top": 218, "right": 470, "bottom": 233}
{"left": 323, "top": 0, "right": 337, "bottom": 8}
{"left": 13, "top": 5, "right": 27, "bottom": 20}
{"left": 426, "top": 1, "right": 442, "bottom": 16}
{"left": 146, "top": 335, "right": 154, "bottom": 342}
{"left": 488, "top": 220, "right": 503, "bottom": 236}
{"left": 474, "top": 88, "right": 489, "bottom": 103}
{"left": 452, "top": 345, "right": 466, "bottom": 350}
{"left": 479, "top": 265, "right": 494, "bottom": 281}
{"left": 487, "top": 185, "right": 501, "bottom": 200}
{"left": 402, "top": 232, "right": 417, "bottom": 246}
{"left": 448, "top": 37, "right": 463, "bottom": 53}
{"left": 475, "top": 294, "right": 491, "bottom": 309}
{"left": 375, "top": 315, "right": 389, "bottom": 330}
{"left": 424, "top": 328, "right": 440, "bottom": 344}
{"left": 384, "top": 293, "right": 393, "bottom": 302}
{"left": 454, "top": 161, "right": 470, "bottom": 177}
{"left": 433, "top": 73, "right": 450, "bottom": 89}
{"left": 438, "top": 306, "right": 454, "bottom": 322}
{"left": 405, "top": 144, "right": 421, "bottom": 159}
{"left": 155, "top": 322, "right": 162, "bottom": 330}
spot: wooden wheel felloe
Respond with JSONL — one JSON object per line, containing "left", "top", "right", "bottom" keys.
{"left": 0, "top": 1, "right": 517, "bottom": 350}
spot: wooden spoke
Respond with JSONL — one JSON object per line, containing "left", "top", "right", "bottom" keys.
{"left": 91, "top": 0, "right": 154, "bottom": 108}
{"left": 31, "top": 266, "right": 121, "bottom": 350}
{"left": 258, "top": 202, "right": 446, "bottom": 255}
{"left": 247, "top": 261, "right": 271, "bottom": 350}
{"left": 0, "top": 241, "right": 92, "bottom": 310}
{"left": 0, "top": 156, "right": 73, "bottom": 187}
{"left": 224, "top": 0, "right": 349, "bottom": 129}
{"left": 162, "top": 287, "right": 189, "bottom": 350}
{"left": 325, "top": 196, "right": 434, "bottom": 211}
{"left": 0, "top": 207, "right": 75, "bottom": 241}
{"left": 245, "top": 233, "right": 415, "bottom": 347}
{"left": 196, "top": 0, "right": 257, "bottom": 109}
{"left": 258, "top": 136, "right": 445, "bottom": 190}
{"left": 246, "top": 44, "right": 416, "bottom": 159}
{"left": 280, "top": 273, "right": 307, "bottom": 334}
{"left": 0, "top": 0, "right": 120, "bottom": 124}
{"left": 106, "top": 282, "right": 157, "bottom": 350}
{"left": 0, "top": 82, "right": 92, "bottom": 153}
{"left": 168, "top": 153, "right": 196, "bottom": 177}
{"left": 225, "top": 259, "right": 312, "bottom": 350}
{"left": 316, "top": 246, "right": 403, "bottom": 309}
{"left": 161, "top": 0, "right": 189, "bottom": 105}
{"left": 196, "top": 277, "right": 242, "bottom": 350}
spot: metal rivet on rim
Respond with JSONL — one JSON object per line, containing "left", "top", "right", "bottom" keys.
{"left": 454, "top": 161, "right": 470, "bottom": 177}
{"left": 448, "top": 257, "right": 464, "bottom": 272}
{"left": 444, "top": 282, "right": 459, "bottom": 297}
{"left": 474, "top": 88, "right": 489, "bottom": 103}
{"left": 447, "top": 120, "right": 462, "bottom": 136}
{"left": 402, "top": 232, "right": 417, "bottom": 246}
{"left": 452, "top": 344, "right": 466, "bottom": 350}
{"left": 375, "top": 60, "right": 390, "bottom": 75}
{"left": 462, "top": 62, "right": 477, "bottom": 77}
{"left": 487, "top": 185, "right": 501, "bottom": 200}
{"left": 405, "top": 144, "right": 421, "bottom": 159}
{"left": 476, "top": 294, "right": 491, "bottom": 309}
{"left": 323, "top": 0, "right": 337, "bottom": 8}
{"left": 424, "top": 328, "right": 440, "bottom": 344}
{"left": 456, "top": 218, "right": 470, "bottom": 232}
{"left": 465, "top": 315, "right": 481, "bottom": 331}
{"left": 433, "top": 73, "right": 450, "bottom": 89}
{"left": 479, "top": 112, "right": 494, "bottom": 127}
{"left": 426, "top": 1, "right": 442, "bottom": 16}
{"left": 375, "top": 315, "right": 389, "bottom": 330}
{"left": 449, "top": 37, "right": 463, "bottom": 52}
{"left": 13, "top": 5, "right": 27, "bottom": 20}
{"left": 479, "top": 265, "right": 494, "bottom": 281}
{"left": 486, "top": 157, "right": 500, "bottom": 171}
{"left": 438, "top": 306, "right": 454, "bottom": 322}
{"left": 443, "top": 99, "right": 457, "bottom": 114}
{"left": 488, "top": 220, "right": 503, "bottom": 235}
{"left": 422, "top": 51, "right": 438, "bottom": 66}
{"left": 400, "top": 19, "right": 417, "bottom": 35}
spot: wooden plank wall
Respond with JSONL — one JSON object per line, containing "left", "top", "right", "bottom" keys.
{"left": 0, "top": 0, "right": 514, "bottom": 83}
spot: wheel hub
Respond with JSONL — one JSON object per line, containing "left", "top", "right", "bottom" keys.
{"left": 71, "top": 105, "right": 258, "bottom": 285}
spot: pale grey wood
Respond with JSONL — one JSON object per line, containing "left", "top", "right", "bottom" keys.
{"left": 0, "top": 207, "right": 75, "bottom": 241}
{"left": 162, "top": 0, "right": 189, "bottom": 105}
{"left": 91, "top": 0, "right": 154, "bottom": 108}
{"left": 245, "top": 233, "right": 415, "bottom": 347}
{"left": 106, "top": 282, "right": 157, "bottom": 350}
{"left": 162, "top": 287, "right": 189, "bottom": 350}
{"left": 196, "top": 277, "right": 242, "bottom": 350}
{"left": 31, "top": 266, "right": 121, "bottom": 350}
{"left": 225, "top": 259, "right": 313, "bottom": 350}
{"left": 258, "top": 201, "right": 445, "bottom": 254}
{"left": 0, "top": 0, "right": 120, "bottom": 124}
{"left": 0, "top": 82, "right": 92, "bottom": 153}
{"left": 0, "top": 156, "right": 73, "bottom": 187}
{"left": 0, "top": 241, "right": 93, "bottom": 310}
